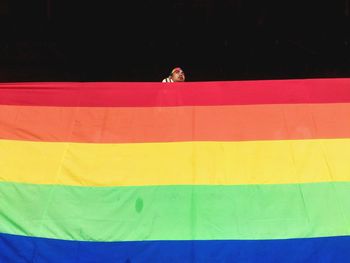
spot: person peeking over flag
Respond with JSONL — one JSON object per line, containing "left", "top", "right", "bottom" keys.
{"left": 162, "top": 67, "right": 185, "bottom": 82}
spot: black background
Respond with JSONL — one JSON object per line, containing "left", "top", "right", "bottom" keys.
{"left": 1, "top": 0, "right": 350, "bottom": 81}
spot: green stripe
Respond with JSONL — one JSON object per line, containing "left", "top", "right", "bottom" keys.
{"left": 0, "top": 182, "right": 349, "bottom": 241}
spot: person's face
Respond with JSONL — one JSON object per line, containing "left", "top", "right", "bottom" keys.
{"left": 171, "top": 69, "right": 185, "bottom": 82}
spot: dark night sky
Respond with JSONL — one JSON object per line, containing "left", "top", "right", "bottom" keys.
{"left": 1, "top": 0, "right": 350, "bottom": 81}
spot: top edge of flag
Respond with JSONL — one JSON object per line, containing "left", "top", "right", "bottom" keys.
{"left": 0, "top": 78, "right": 350, "bottom": 107}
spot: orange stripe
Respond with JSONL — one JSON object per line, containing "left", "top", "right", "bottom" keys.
{"left": 1, "top": 103, "right": 350, "bottom": 143}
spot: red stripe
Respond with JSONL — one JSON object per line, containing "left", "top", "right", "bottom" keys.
{"left": 0, "top": 79, "right": 350, "bottom": 107}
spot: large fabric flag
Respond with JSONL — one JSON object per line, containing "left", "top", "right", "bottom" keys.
{"left": 0, "top": 79, "right": 350, "bottom": 262}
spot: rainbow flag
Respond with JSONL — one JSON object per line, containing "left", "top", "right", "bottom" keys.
{"left": 0, "top": 79, "right": 350, "bottom": 262}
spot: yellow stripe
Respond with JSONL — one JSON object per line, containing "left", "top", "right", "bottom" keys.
{"left": 1, "top": 139, "right": 349, "bottom": 186}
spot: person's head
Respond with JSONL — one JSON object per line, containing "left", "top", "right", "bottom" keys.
{"left": 170, "top": 67, "right": 185, "bottom": 82}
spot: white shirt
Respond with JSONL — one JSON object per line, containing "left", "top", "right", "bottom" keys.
{"left": 162, "top": 77, "right": 174, "bottom": 83}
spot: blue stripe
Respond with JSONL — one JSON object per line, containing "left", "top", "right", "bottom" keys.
{"left": 0, "top": 233, "right": 349, "bottom": 263}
